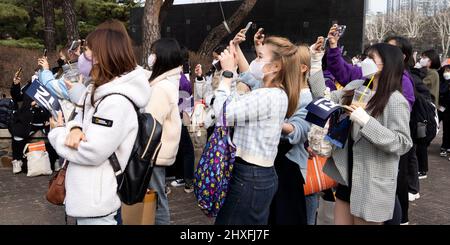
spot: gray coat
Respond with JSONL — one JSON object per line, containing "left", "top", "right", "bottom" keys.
{"left": 309, "top": 71, "right": 413, "bottom": 222}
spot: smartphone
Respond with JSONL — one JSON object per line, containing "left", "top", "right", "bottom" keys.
{"left": 336, "top": 25, "right": 347, "bottom": 38}
{"left": 256, "top": 28, "right": 264, "bottom": 39}
{"left": 69, "top": 40, "right": 82, "bottom": 52}
{"left": 43, "top": 48, "right": 48, "bottom": 57}
{"left": 242, "top": 21, "right": 253, "bottom": 35}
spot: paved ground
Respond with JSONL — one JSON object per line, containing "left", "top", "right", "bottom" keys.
{"left": 0, "top": 134, "right": 448, "bottom": 225}
{"left": 408, "top": 133, "right": 450, "bottom": 225}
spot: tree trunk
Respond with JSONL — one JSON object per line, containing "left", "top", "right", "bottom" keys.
{"left": 141, "top": 0, "right": 164, "bottom": 66}
{"left": 197, "top": 0, "right": 258, "bottom": 57}
{"left": 61, "top": 0, "right": 79, "bottom": 44}
{"left": 42, "top": 0, "right": 56, "bottom": 51}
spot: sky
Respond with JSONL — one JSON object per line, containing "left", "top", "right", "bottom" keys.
{"left": 368, "top": 0, "right": 387, "bottom": 13}
{"left": 170, "top": 0, "right": 388, "bottom": 13}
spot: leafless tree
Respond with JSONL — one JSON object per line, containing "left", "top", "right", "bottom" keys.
{"left": 365, "top": 14, "right": 390, "bottom": 44}
{"left": 432, "top": 9, "right": 450, "bottom": 58}
{"left": 392, "top": 10, "right": 426, "bottom": 39}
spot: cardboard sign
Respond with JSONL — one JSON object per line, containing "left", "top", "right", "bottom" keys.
{"left": 25, "top": 80, "right": 63, "bottom": 119}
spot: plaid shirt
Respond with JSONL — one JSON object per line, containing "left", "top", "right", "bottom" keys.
{"left": 214, "top": 80, "right": 288, "bottom": 167}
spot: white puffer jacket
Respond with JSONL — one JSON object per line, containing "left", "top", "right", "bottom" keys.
{"left": 48, "top": 66, "right": 151, "bottom": 218}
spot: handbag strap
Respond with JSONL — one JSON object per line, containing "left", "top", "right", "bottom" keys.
{"left": 222, "top": 101, "right": 227, "bottom": 127}
{"left": 22, "top": 143, "right": 29, "bottom": 157}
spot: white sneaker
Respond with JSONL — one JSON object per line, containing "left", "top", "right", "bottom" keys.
{"left": 12, "top": 160, "right": 22, "bottom": 174}
{"left": 171, "top": 179, "right": 186, "bottom": 187}
{"left": 409, "top": 192, "right": 420, "bottom": 201}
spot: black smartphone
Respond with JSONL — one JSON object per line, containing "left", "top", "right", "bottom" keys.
{"left": 43, "top": 48, "right": 48, "bottom": 57}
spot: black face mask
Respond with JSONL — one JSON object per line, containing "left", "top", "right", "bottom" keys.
{"left": 57, "top": 58, "right": 65, "bottom": 67}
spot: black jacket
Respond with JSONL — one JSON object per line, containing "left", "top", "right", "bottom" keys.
{"left": 439, "top": 65, "right": 450, "bottom": 108}
{"left": 410, "top": 67, "right": 432, "bottom": 101}
{"left": 9, "top": 81, "right": 50, "bottom": 138}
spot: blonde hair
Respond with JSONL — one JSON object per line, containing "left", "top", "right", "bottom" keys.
{"left": 264, "top": 36, "right": 306, "bottom": 118}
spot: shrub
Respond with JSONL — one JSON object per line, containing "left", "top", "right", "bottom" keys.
{"left": 0, "top": 38, "right": 44, "bottom": 49}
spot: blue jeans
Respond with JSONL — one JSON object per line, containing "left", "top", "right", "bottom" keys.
{"left": 76, "top": 212, "right": 117, "bottom": 225}
{"left": 305, "top": 193, "right": 319, "bottom": 225}
{"left": 149, "top": 166, "right": 170, "bottom": 225}
{"left": 215, "top": 159, "right": 278, "bottom": 225}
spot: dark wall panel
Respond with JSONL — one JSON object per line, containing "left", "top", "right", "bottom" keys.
{"left": 129, "top": 0, "right": 365, "bottom": 57}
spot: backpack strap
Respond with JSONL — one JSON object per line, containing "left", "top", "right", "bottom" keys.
{"left": 93, "top": 93, "right": 138, "bottom": 114}
{"left": 91, "top": 93, "right": 139, "bottom": 177}
{"left": 109, "top": 153, "right": 123, "bottom": 177}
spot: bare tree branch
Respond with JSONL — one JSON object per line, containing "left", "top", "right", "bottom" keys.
{"left": 392, "top": 10, "right": 426, "bottom": 39}
{"left": 432, "top": 9, "right": 450, "bottom": 58}
{"left": 197, "top": 0, "right": 258, "bottom": 57}
{"left": 365, "top": 14, "right": 390, "bottom": 44}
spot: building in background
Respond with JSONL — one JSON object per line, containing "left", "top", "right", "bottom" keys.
{"left": 387, "top": 0, "right": 449, "bottom": 16}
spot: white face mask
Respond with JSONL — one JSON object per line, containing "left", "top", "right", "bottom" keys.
{"left": 249, "top": 59, "right": 273, "bottom": 81}
{"left": 419, "top": 58, "right": 430, "bottom": 68}
{"left": 147, "top": 54, "right": 157, "bottom": 68}
{"left": 444, "top": 72, "right": 450, "bottom": 80}
{"left": 361, "top": 58, "right": 378, "bottom": 78}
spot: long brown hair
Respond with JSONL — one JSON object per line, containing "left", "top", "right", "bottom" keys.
{"left": 86, "top": 27, "right": 137, "bottom": 104}
{"left": 264, "top": 36, "right": 304, "bottom": 118}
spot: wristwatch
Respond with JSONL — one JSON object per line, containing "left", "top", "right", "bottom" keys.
{"left": 222, "top": 70, "right": 234, "bottom": 79}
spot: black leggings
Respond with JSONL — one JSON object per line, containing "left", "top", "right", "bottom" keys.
{"left": 11, "top": 125, "right": 58, "bottom": 171}
{"left": 167, "top": 125, "right": 195, "bottom": 182}
{"left": 269, "top": 154, "right": 307, "bottom": 225}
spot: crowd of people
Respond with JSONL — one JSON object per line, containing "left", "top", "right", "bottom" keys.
{"left": 5, "top": 18, "right": 450, "bottom": 225}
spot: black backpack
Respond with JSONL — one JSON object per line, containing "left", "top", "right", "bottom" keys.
{"left": 91, "top": 93, "right": 162, "bottom": 205}
{"left": 0, "top": 98, "right": 15, "bottom": 129}
{"left": 410, "top": 93, "right": 439, "bottom": 144}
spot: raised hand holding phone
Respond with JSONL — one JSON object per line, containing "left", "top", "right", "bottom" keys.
{"left": 219, "top": 41, "right": 237, "bottom": 73}
{"left": 242, "top": 21, "right": 253, "bottom": 35}
{"left": 254, "top": 28, "right": 265, "bottom": 47}
{"left": 327, "top": 24, "right": 346, "bottom": 49}
{"left": 37, "top": 57, "right": 50, "bottom": 70}
{"left": 312, "top": 36, "right": 325, "bottom": 53}
{"left": 195, "top": 64, "right": 203, "bottom": 77}
{"left": 14, "top": 67, "right": 23, "bottom": 84}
